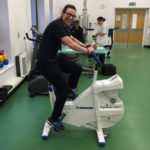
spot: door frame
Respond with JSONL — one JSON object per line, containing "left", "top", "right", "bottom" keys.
{"left": 114, "top": 8, "right": 149, "bottom": 47}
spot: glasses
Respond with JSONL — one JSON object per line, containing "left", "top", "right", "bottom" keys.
{"left": 65, "top": 12, "right": 76, "bottom": 18}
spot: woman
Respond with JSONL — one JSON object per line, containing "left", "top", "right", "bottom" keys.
{"left": 36, "top": 4, "right": 94, "bottom": 138}
{"left": 95, "top": 16, "right": 108, "bottom": 64}
{"left": 95, "top": 16, "right": 108, "bottom": 46}
{"left": 70, "top": 20, "right": 84, "bottom": 43}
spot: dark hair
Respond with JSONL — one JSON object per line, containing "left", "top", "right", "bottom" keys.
{"left": 62, "top": 4, "right": 76, "bottom": 13}
{"left": 97, "top": 16, "right": 106, "bottom": 21}
{"left": 74, "top": 20, "right": 79, "bottom": 24}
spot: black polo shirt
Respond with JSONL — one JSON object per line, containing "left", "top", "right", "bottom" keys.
{"left": 70, "top": 26, "right": 84, "bottom": 43}
{"left": 37, "top": 17, "right": 70, "bottom": 64}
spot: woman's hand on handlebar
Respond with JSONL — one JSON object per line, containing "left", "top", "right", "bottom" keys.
{"left": 87, "top": 46, "right": 95, "bottom": 53}
{"left": 85, "top": 43, "right": 91, "bottom": 47}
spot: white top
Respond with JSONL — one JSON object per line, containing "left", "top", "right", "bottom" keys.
{"left": 95, "top": 22, "right": 108, "bottom": 46}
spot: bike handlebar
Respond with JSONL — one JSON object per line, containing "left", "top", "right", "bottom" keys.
{"left": 25, "top": 33, "right": 41, "bottom": 43}
{"left": 91, "top": 52, "right": 102, "bottom": 67}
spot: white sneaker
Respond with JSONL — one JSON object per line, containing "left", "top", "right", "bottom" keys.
{"left": 41, "top": 121, "right": 51, "bottom": 139}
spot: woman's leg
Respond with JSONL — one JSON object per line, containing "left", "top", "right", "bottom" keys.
{"left": 37, "top": 61, "right": 70, "bottom": 121}
{"left": 58, "top": 55, "right": 82, "bottom": 89}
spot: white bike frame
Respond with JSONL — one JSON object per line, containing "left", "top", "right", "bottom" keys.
{"left": 49, "top": 66, "right": 124, "bottom": 146}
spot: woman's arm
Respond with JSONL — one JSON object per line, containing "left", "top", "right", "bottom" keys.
{"left": 95, "top": 32, "right": 105, "bottom": 36}
{"left": 61, "top": 36, "right": 94, "bottom": 53}
{"left": 70, "top": 35, "right": 86, "bottom": 47}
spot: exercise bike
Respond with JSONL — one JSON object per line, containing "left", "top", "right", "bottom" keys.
{"left": 47, "top": 52, "right": 124, "bottom": 146}
{"left": 26, "top": 26, "right": 49, "bottom": 97}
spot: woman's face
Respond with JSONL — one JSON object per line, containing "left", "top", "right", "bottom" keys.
{"left": 97, "top": 20, "right": 103, "bottom": 25}
{"left": 62, "top": 8, "right": 76, "bottom": 26}
{"left": 74, "top": 23, "right": 79, "bottom": 28}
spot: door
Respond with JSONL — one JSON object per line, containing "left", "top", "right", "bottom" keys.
{"left": 114, "top": 9, "right": 146, "bottom": 47}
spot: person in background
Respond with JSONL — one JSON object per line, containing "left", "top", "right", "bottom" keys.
{"left": 70, "top": 20, "right": 84, "bottom": 43}
{"left": 95, "top": 16, "right": 108, "bottom": 65}
{"left": 36, "top": 4, "right": 94, "bottom": 138}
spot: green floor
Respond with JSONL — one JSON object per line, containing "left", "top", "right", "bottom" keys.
{"left": 0, "top": 47, "right": 150, "bottom": 150}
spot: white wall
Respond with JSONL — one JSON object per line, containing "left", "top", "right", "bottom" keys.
{"left": 49, "top": 0, "right": 53, "bottom": 22}
{"left": 0, "top": 0, "right": 11, "bottom": 63}
{"left": 37, "top": 0, "right": 45, "bottom": 32}
{"left": 52, "top": 0, "right": 150, "bottom": 45}
{"left": 53, "top": 0, "right": 83, "bottom": 20}
{"left": 31, "top": 0, "right": 37, "bottom": 26}
{"left": 8, "top": 0, "right": 32, "bottom": 57}
{"left": 45, "top": 0, "right": 50, "bottom": 26}
{"left": 87, "top": 0, "right": 150, "bottom": 45}
{"left": 37, "top": 0, "right": 50, "bottom": 33}
{"left": 0, "top": 0, "right": 53, "bottom": 91}
{"left": 0, "top": 0, "right": 32, "bottom": 89}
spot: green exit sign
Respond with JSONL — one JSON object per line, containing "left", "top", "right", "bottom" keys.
{"left": 129, "top": 2, "right": 136, "bottom": 6}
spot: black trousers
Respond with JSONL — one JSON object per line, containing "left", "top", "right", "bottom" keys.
{"left": 37, "top": 55, "right": 82, "bottom": 121}
{"left": 99, "top": 54, "right": 105, "bottom": 65}
{"left": 98, "top": 46, "right": 107, "bottom": 65}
